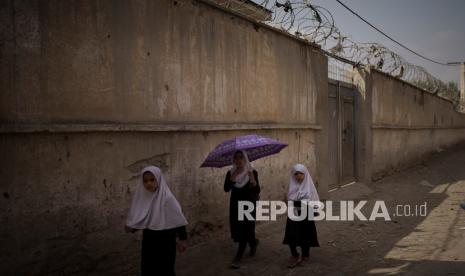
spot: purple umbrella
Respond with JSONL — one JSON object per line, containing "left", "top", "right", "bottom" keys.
{"left": 200, "top": 134, "right": 288, "bottom": 168}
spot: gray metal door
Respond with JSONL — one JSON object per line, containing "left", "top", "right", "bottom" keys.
{"left": 328, "top": 80, "right": 356, "bottom": 189}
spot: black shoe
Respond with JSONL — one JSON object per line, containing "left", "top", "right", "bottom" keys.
{"left": 249, "top": 239, "right": 259, "bottom": 257}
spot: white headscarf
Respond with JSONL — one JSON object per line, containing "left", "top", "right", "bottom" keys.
{"left": 287, "top": 164, "right": 320, "bottom": 202}
{"left": 229, "top": 150, "right": 253, "bottom": 188}
{"left": 126, "top": 166, "right": 188, "bottom": 230}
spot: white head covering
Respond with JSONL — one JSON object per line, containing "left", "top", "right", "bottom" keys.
{"left": 230, "top": 150, "right": 253, "bottom": 188}
{"left": 287, "top": 164, "right": 320, "bottom": 202}
{"left": 126, "top": 166, "right": 188, "bottom": 230}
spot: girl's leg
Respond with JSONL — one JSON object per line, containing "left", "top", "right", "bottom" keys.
{"left": 301, "top": 246, "right": 310, "bottom": 258}
{"left": 289, "top": 244, "right": 299, "bottom": 258}
{"left": 248, "top": 237, "right": 259, "bottom": 257}
{"left": 235, "top": 241, "right": 247, "bottom": 260}
{"left": 300, "top": 246, "right": 310, "bottom": 265}
{"left": 231, "top": 241, "right": 247, "bottom": 268}
{"left": 287, "top": 244, "right": 300, "bottom": 268}
{"left": 248, "top": 237, "right": 257, "bottom": 247}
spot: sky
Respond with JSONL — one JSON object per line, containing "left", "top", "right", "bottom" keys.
{"left": 273, "top": 0, "right": 465, "bottom": 84}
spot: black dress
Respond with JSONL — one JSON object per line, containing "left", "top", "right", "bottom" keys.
{"left": 282, "top": 201, "right": 320, "bottom": 247}
{"left": 224, "top": 170, "right": 260, "bottom": 243}
{"left": 141, "top": 226, "right": 187, "bottom": 276}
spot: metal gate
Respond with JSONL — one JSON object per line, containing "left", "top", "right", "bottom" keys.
{"left": 328, "top": 79, "right": 356, "bottom": 190}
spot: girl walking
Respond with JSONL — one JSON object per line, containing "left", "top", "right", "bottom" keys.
{"left": 126, "top": 166, "right": 188, "bottom": 276}
{"left": 224, "top": 150, "right": 260, "bottom": 269}
{"left": 283, "top": 164, "right": 320, "bottom": 268}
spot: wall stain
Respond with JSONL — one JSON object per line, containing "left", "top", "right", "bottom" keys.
{"left": 125, "top": 153, "right": 170, "bottom": 180}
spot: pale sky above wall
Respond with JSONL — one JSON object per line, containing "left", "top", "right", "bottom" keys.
{"left": 263, "top": 0, "right": 465, "bottom": 84}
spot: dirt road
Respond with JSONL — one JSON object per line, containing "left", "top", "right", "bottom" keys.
{"left": 176, "top": 144, "right": 465, "bottom": 275}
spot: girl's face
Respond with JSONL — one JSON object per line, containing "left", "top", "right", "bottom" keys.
{"left": 233, "top": 152, "right": 246, "bottom": 168}
{"left": 294, "top": 171, "right": 305, "bottom": 184}
{"left": 143, "top": 172, "right": 159, "bottom": 192}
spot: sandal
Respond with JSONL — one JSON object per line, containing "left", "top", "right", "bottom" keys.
{"left": 299, "top": 256, "right": 309, "bottom": 265}
{"left": 287, "top": 255, "right": 300, "bottom": 268}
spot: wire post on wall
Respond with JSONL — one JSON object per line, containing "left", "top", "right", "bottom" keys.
{"left": 460, "top": 62, "right": 465, "bottom": 110}
{"left": 328, "top": 57, "right": 354, "bottom": 83}
{"left": 458, "top": 62, "right": 465, "bottom": 111}
{"left": 447, "top": 61, "right": 465, "bottom": 111}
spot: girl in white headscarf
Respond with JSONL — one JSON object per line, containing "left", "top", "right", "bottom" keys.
{"left": 224, "top": 150, "right": 260, "bottom": 269}
{"left": 283, "top": 164, "right": 320, "bottom": 268}
{"left": 126, "top": 166, "right": 188, "bottom": 276}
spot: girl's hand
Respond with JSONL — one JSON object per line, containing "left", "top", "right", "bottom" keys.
{"left": 176, "top": 240, "right": 187, "bottom": 253}
{"left": 248, "top": 171, "right": 257, "bottom": 186}
{"left": 125, "top": 225, "right": 137, "bottom": 233}
{"left": 230, "top": 167, "right": 244, "bottom": 181}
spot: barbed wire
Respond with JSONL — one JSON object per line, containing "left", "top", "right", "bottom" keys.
{"left": 211, "top": 0, "right": 459, "bottom": 101}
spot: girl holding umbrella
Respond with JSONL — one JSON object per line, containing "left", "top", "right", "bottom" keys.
{"left": 224, "top": 150, "right": 260, "bottom": 269}
{"left": 201, "top": 135, "right": 288, "bottom": 269}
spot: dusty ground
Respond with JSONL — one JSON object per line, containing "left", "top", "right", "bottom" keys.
{"left": 176, "top": 143, "right": 465, "bottom": 276}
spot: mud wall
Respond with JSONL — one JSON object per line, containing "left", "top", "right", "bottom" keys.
{"left": 370, "top": 70, "right": 465, "bottom": 179}
{"left": 0, "top": 0, "right": 328, "bottom": 274}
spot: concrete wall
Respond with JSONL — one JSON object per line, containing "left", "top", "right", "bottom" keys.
{"left": 0, "top": 0, "right": 328, "bottom": 274}
{"left": 1, "top": 0, "right": 321, "bottom": 125}
{"left": 368, "top": 70, "right": 465, "bottom": 179}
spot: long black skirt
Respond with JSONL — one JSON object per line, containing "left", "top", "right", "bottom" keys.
{"left": 141, "top": 229, "right": 177, "bottom": 276}
{"left": 283, "top": 215, "right": 320, "bottom": 247}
